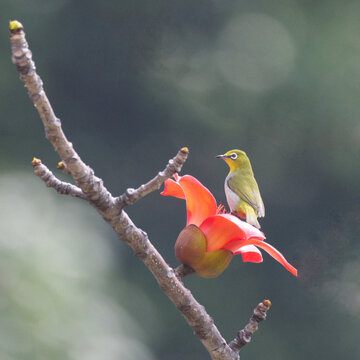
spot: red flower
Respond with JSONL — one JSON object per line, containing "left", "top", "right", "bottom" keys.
{"left": 162, "top": 174, "right": 297, "bottom": 278}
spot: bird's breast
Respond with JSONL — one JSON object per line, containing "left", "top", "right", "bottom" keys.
{"left": 224, "top": 176, "right": 240, "bottom": 212}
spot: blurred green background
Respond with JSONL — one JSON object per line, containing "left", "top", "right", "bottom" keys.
{"left": 1, "top": 0, "right": 360, "bottom": 359}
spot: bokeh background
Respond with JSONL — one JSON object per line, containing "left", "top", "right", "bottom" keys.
{"left": 1, "top": 1, "right": 360, "bottom": 359}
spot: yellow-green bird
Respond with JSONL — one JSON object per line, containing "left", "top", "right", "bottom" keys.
{"left": 216, "top": 149, "right": 265, "bottom": 229}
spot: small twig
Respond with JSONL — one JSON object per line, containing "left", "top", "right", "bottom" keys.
{"left": 57, "top": 161, "right": 71, "bottom": 174}
{"left": 115, "top": 147, "right": 189, "bottom": 209}
{"left": 174, "top": 264, "right": 196, "bottom": 281}
{"left": 32, "top": 158, "right": 87, "bottom": 199}
{"left": 229, "top": 300, "right": 271, "bottom": 353}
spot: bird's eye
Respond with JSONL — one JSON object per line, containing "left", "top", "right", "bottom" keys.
{"left": 230, "top": 153, "right": 238, "bottom": 160}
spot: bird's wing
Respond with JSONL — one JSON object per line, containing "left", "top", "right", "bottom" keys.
{"left": 227, "top": 176, "right": 265, "bottom": 218}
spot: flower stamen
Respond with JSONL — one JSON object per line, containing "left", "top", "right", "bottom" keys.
{"left": 216, "top": 204, "right": 226, "bottom": 215}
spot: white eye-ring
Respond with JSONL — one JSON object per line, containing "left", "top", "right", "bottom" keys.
{"left": 230, "top": 153, "right": 238, "bottom": 160}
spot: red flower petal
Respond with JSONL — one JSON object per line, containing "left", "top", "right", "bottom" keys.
{"left": 199, "top": 213, "right": 265, "bottom": 252}
{"left": 161, "top": 178, "right": 185, "bottom": 199}
{"left": 179, "top": 175, "right": 217, "bottom": 227}
{"left": 237, "top": 245, "right": 263, "bottom": 263}
{"left": 224, "top": 238, "right": 298, "bottom": 276}
{"left": 162, "top": 175, "right": 217, "bottom": 227}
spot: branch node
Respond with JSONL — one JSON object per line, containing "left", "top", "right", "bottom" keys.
{"left": 57, "top": 161, "right": 71, "bottom": 174}
{"left": 174, "top": 264, "right": 195, "bottom": 281}
{"left": 31, "top": 157, "right": 42, "bottom": 167}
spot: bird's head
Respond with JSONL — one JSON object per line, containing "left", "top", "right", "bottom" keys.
{"left": 216, "top": 149, "right": 250, "bottom": 172}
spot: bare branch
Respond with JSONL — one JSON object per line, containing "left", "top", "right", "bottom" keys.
{"left": 31, "top": 157, "right": 87, "bottom": 200}
{"left": 57, "top": 161, "right": 71, "bottom": 174}
{"left": 98, "top": 205, "right": 239, "bottom": 360}
{"left": 115, "top": 147, "right": 189, "bottom": 209}
{"left": 9, "top": 21, "right": 113, "bottom": 211}
{"left": 10, "top": 21, "right": 270, "bottom": 360}
{"left": 229, "top": 300, "right": 271, "bottom": 353}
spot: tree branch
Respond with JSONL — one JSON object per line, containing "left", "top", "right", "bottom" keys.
{"left": 10, "top": 20, "right": 113, "bottom": 211}
{"left": 115, "top": 147, "right": 189, "bottom": 209}
{"left": 174, "top": 264, "right": 196, "bottom": 281}
{"left": 57, "top": 161, "right": 71, "bottom": 174}
{"left": 31, "top": 157, "right": 87, "bottom": 199}
{"left": 229, "top": 300, "right": 271, "bottom": 353}
{"left": 10, "top": 20, "right": 270, "bottom": 360}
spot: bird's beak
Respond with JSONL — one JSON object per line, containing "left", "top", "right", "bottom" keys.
{"left": 216, "top": 154, "right": 227, "bottom": 159}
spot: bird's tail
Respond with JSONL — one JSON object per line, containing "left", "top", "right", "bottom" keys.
{"left": 246, "top": 211, "right": 261, "bottom": 229}
{"left": 231, "top": 209, "right": 261, "bottom": 229}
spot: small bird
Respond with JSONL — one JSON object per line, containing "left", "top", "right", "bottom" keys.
{"left": 216, "top": 149, "right": 265, "bottom": 229}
